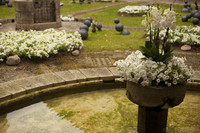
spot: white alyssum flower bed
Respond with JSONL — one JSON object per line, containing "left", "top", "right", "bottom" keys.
{"left": 0, "top": 29, "right": 83, "bottom": 61}
{"left": 114, "top": 50, "right": 192, "bottom": 87}
{"left": 159, "top": 26, "right": 200, "bottom": 45}
{"left": 61, "top": 16, "right": 75, "bottom": 21}
{"left": 118, "top": 5, "right": 156, "bottom": 14}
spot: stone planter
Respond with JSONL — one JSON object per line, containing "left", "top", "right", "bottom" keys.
{"left": 126, "top": 81, "right": 186, "bottom": 133}
{"left": 126, "top": 81, "right": 186, "bottom": 108}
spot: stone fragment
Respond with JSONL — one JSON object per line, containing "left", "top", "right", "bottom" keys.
{"left": 6, "top": 55, "right": 20, "bottom": 66}
{"left": 60, "top": 2, "right": 64, "bottom": 6}
{"left": 71, "top": 50, "right": 80, "bottom": 56}
{"left": 181, "top": 45, "right": 191, "bottom": 51}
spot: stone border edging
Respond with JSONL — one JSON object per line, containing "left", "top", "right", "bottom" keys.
{"left": 0, "top": 67, "right": 199, "bottom": 114}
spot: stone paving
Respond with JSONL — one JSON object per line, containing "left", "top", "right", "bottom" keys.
{"left": 0, "top": 67, "right": 199, "bottom": 107}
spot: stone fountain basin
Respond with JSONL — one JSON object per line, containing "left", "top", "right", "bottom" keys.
{"left": 126, "top": 81, "right": 186, "bottom": 108}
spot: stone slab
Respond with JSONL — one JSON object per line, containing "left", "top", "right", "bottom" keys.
{"left": 27, "top": 75, "right": 53, "bottom": 92}
{"left": 40, "top": 73, "right": 66, "bottom": 86}
{"left": 79, "top": 68, "right": 100, "bottom": 80}
{"left": 108, "top": 67, "right": 120, "bottom": 78}
{"left": 0, "top": 85, "right": 12, "bottom": 102}
{"left": 0, "top": 81, "right": 26, "bottom": 98}
{"left": 55, "top": 70, "right": 77, "bottom": 84}
{"left": 94, "top": 67, "right": 114, "bottom": 81}
{"left": 17, "top": 77, "right": 44, "bottom": 93}
{"left": 191, "top": 71, "right": 200, "bottom": 82}
{"left": 68, "top": 69, "right": 87, "bottom": 81}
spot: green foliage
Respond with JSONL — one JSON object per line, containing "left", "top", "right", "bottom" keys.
{"left": 57, "top": 110, "right": 80, "bottom": 119}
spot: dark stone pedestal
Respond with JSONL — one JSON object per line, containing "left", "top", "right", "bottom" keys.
{"left": 138, "top": 106, "right": 168, "bottom": 133}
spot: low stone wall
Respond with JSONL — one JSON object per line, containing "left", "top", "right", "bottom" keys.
{"left": 0, "top": 67, "right": 199, "bottom": 114}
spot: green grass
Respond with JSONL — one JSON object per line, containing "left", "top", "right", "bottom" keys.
{"left": 0, "top": 2, "right": 15, "bottom": 19}
{"left": 83, "top": 30, "right": 146, "bottom": 51}
{"left": 60, "top": 0, "right": 124, "bottom": 15}
{"left": 79, "top": 3, "right": 198, "bottom": 27}
{"left": 0, "top": 0, "right": 124, "bottom": 19}
{"left": 80, "top": 2, "right": 146, "bottom": 27}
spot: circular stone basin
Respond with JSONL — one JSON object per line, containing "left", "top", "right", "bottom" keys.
{"left": 117, "top": 12, "right": 146, "bottom": 17}
{"left": 0, "top": 89, "right": 200, "bottom": 133}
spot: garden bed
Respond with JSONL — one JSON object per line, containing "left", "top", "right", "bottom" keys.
{"left": 117, "top": 12, "right": 146, "bottom": 17}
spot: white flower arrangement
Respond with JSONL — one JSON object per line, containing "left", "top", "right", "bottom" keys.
{"left": 157, "top": 26, "right": 200, "bottom": 45}
{"left": 118, "top": 5, "right": 156, "bottom": 14}
{"left": 114, "top": 50, "right": 192, "bottom": 87}
{"left": 0, "top": 29, "right": 83, "bottom": 61}
{"left": 61, "top": 16, "right": 75, "bottom": 21}
{"left": 115, "top": 5, "right": 193, "bottom": 87}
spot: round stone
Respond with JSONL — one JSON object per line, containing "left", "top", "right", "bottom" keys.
{"left": 191, "top": 10, "right": 198, "bottom": 16}
{"left": 7, "top": 3, "right": 12, "bottom": 7}
{"left": 193, "top": 12, "right": 200, "bottom": 19}
{"left": 80, "top": 24, "right": 89, "bottom": 31}
{"left": 114, "top": 18, "right": 120, "bottom": 24}
{"left": 120, "top": 29, "right": 130, "bottom": 35}
{"left": 96, "top": 23, "right": 102, "bottom": 31}
{"left": 0, "top": 23, "right": 2, "bottom": 26}
{"left": 115, "top": 23, "right": 124, "bottom": 32}
{"left": 78, "top": 29, "right": 88, "bottom": 40}
{"left": 182, "top": 16, "right": 188, "bottom": 22}
{"left": 71, "top": 50, "right": 80, "bottom": 56}
{"left": 187, "top": 4, "right": 192, "bottom": 10}
{"left": 184, "top": 3, "right": 188, "bottom": 8}
{"left": 86, "top": 17, "right": 93, "bottom": 23}
{"left": 6, "top": 55, "right": 21, "bottom": 66}
{"left": 192, "top": 18, "right": 199, "bottom": 25}
{"left": 181, "top": 8, "right": 190, "bottom": 13}
{"left": 84, "top": 20, "right": 91, "bottom": 27}
{"left": 186, "top": 13, "right": 192, "bottom": 19}
{"left": 181, "top": 45, "right": 191, "bottom": 51}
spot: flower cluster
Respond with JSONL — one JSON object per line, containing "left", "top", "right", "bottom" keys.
{"left": 114, "top": 50, "right": 192, "bottom": 87}
{"left": 0, "top": 29, "right": 83, "bottom": 61}
{"left": 118, "top": 6, "right": 156, "bottom": 14}
{"left": 158, "top": 26, "right": 200, "bottom": 45}
{"left": 61, "top": 16, "right": 75, "bottom": 22}
{"left": 142, "top": 8, "right": 176, "bottom": 30}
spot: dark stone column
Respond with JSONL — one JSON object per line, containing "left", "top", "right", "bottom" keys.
{"left": 137, "top": 106, "right": 168, "bottom": 133}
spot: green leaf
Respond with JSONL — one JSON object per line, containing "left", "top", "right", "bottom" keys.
{"left": 145, "top": 40, "right": 152, "bottom": 49}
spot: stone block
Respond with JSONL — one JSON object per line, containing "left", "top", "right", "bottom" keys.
{"left": 1, "top": 81, "right": 26, "bottom": 98}
{"left": 12, "top": 78, "right": 42, "bottom": 93}
{"left": 191, "top": 71, "right": 200, "bottom": 82}
{"left": 68, "top": 69, "right": 87, "bottom": 81}
{"left": 108, "top": 67, "right": 120, "bottom": 78}
{"left": 28, "top": 75, "right": 53, "bottom": 92}
{"left": 0, "top": 85, "right": 12, "bottom": 102}
{"left": 94, "top": 67, "right": 114, "bottom": 81}
{"left": 15, "top": 1, "right": 34, "bottom": 12}
{"left": 79, "top": 68, "right": 100, "bottom": 80}
{"left": 55, "top": 70, "right": 77, "bottom": 84}
{"left": 40, "top": 73, "right": 66, "bottom": 87}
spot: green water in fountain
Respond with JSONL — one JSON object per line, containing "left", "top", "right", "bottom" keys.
{"left": 0, "top": 89, "right": 200, "bottom": 133}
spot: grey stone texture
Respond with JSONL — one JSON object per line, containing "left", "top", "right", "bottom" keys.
{"left": 15, "top": 0, "right": 61, "bottom": 30}
{"left": 95, "top": 67, "right": 114, "bottom": 81}
{"left": 79, "top": 68, "right": 100, "bottom": 80}
{"left": 6, "top": 55, "right": 21, "bottom": 66}
{"left": 71, "top": 50, "right": 80, "bottom": 56}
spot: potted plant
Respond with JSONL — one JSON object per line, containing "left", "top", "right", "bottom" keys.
{"left": 114, "top": 4, "right": 193, "bottom": 133}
